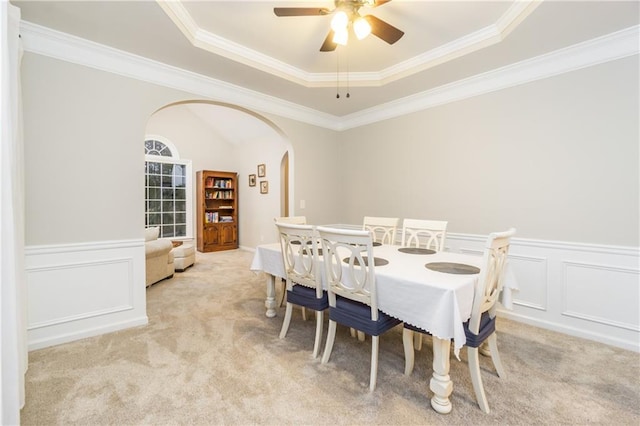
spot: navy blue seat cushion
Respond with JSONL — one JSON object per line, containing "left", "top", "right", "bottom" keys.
{"left": 404, "top": 311, "right": 495, "bottom": 348}
{"left": 287, "top": 284, "right": 328, "bottom": 311}
{"left": 330, "top": 296, "right": 401, "bottom": 336}
{"left": 463, "top": 311, "right": 495, "bottom": 348}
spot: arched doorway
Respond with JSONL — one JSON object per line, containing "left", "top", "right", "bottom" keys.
{"left": 280, "top": 151, "right": 289, "bottom": 217}
{"left": 146, "top": 100, "right": 293, "bottom": 247}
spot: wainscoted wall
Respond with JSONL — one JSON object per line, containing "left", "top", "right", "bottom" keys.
{"left": 25, "top": 240, "right": 148, "bottom": 350}
{"left": 27, "top": 233, "right": 639, "bottom": 352}
{"left": 445, "top": 234, "right": 640, "bottom": 352}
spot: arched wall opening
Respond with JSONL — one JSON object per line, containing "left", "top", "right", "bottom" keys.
{"left": 280, "top": 151, "right": 290, "bottom": 217}
{"left": 145, "top": 100, "right": 294, "bottom": 248}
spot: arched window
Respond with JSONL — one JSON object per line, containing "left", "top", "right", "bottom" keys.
{"left": 145, "top": 139, "right": 174, "bottom": 157}
{"left": 144, "top": 136, "right": 192, "bottom": 239}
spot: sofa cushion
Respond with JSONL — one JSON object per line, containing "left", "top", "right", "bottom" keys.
{"left": 145, "top": 238, "right": 173, "bottom": 259}
{"left": 145, "top": 227, "right": 160, "bottom": 242}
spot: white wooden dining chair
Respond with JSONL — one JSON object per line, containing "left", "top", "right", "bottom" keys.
{"left": 401, "top": 219, "right": 448, "bottom": 251}
{"left": 402, "top": 228, "right": 516, "bottom": 413}
{"left": 401, "top": 218, "right": 448, "bottom": 349}
{"left": 275, "top": 222, "right": 328, "bottom": 358}
{"left": 318, "top": 226, "right": 402, "bottom": 392}
{"left": 362, "top": 216, "right": 400, "bottom": 245}
{"left": 273, "top": 216, "right": 308, "bottom": 307}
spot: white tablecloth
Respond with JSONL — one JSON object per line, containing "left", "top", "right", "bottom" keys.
{"left": 250, "top": 243, "right": 517, "bottom": 356}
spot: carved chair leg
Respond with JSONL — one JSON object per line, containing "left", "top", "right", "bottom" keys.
{"left": 321, "top": 320, "right": 337, "bottom": 364}
{"left": 402, "top": 328, "right": 415, "bottom": 375}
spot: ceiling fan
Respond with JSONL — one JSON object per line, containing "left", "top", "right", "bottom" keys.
{"left": 273, "top": 0, "right": 404, "bottom": 52}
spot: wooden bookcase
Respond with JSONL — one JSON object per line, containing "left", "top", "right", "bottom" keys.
{"left": 196, "top": 170, "right": 238, "bottom": 252}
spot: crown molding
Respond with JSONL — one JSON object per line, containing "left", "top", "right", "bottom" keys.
{"left": 337, "top": 25, "right": 640, "bottom": 130}
{"left": 19, "top": 21, "right": 341, "bottom": 130}
{"left": 379, "top": 0, "right": 542, "bottom": 84}
{"left": 156, "top": 0, "right": 541, "bottom": 87}
{"left": 157, "top": 0, "right": 314, "bottom": 86}
{"left": 19, "top": 20, "right": 639, "bottom": 132}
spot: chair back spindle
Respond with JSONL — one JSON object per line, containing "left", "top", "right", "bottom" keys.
{"left": 401, "top": 219, "right": 448, "bottom": 251}
{"left": 362, "top": 216, "right": 400, "bottom": 245}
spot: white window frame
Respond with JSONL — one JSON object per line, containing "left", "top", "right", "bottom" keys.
{"left": 145, "top": 135, "right": 193, "bottom": 240}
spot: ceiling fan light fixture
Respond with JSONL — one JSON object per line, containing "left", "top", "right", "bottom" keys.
{"left": 330, "top": 11, "right": 349, "bottom": 31}
{"left": 353, "top": 16, "right": 371, "bottom": 40}
{"left": 332, "top": 27, "right": 349, "bottom": 46}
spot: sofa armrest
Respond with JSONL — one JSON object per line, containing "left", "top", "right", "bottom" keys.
{"left": 145, "top": 238, "right": 173, "bottom": 259}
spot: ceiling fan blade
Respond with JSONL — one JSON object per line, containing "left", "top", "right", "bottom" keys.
{"left": 371, "top": 0, "right": 392, "bottom": 7}
{"left": 320, "top": 30, "right": 337, "bottom": 52}
{"left": 364, "top": 15, "right": 404, "bottom": 44}
{"left": 273, "top": 7, "right": 331, "bottom": 17}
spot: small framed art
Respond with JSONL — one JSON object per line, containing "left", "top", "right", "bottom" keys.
{"left": 260, "top": 180, "right": 268, "bottom": 194}
{"left": 249, "top": 174, "right": 256, "bottom": 187}
{"left": 257, "top": 163, "right": 266, "bottom": 177}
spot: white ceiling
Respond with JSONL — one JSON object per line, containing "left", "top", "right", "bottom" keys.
{"left": 11, "top": 0, "right": 640, "bottom": 118}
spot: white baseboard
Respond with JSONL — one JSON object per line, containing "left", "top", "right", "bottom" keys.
{"left": 25, "top": 239, "right": 147, "bottom": 350}
{"left": 497, "top": 310, "right": 639, "bottom": 353}
{"left": 27, "top": 316, "right": 148, "bottom": 351}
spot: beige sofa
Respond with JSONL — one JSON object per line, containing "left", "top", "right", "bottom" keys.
{"left": 145, "top": 227, "right": 175, "bottom": 287}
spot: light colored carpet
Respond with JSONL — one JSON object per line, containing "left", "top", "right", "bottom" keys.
{"left": 21, "top": 249, "right": 640, "bottom": 425}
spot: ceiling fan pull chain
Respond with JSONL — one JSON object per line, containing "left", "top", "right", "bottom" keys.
{"left": 346, "top": 43, "right": 350, "bottom": 98}
{"left": 336, "top": 50, "right": 340, "bottom": 99}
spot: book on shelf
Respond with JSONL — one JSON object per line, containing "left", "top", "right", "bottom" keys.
{"left": 212, "top": 178, "right": 233, "bottom": 189}
{"left": 204, "top": 211, "right": 219, "bottom": 223}
{"left": 220, "top": 215, "right": 233, "bottom": 222}
{"left": 206, "top": 190, "right": 232, "bottom": 199}
{"left": 205, "top": 177, "right": 233, "bottom": 189}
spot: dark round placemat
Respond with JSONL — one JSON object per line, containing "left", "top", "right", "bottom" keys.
{"left": 425, "top": 262, "right": 480, "bottom": 274}
{"left": 343, "top": 256, "right": 389, "bottom": 266}
{"left": 398, "top": 247, "right": 435, "bottom": 255}
{"left": 302, "top": 248, "right": 323, "bottom": 256}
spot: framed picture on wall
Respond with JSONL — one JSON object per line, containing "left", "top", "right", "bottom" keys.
{"left": 260, "top": 180, "right": 268, "bottom": 194}
{"left": 257, "top": 164, "right": 266, "bottom": 177}
{"left": 249, "top": 174, "right": 256, "bottom": 187}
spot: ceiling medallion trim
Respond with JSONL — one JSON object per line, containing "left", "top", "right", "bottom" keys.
{"left": 157, "top": 0, "right": 541, "bottom": 88}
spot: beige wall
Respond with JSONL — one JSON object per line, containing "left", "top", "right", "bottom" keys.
{"left": 338, "top": 56, "right": 639, "bottom": 246}
{"left": 145, "top": 104, "right": 239, "bottom": 172}
{"left": 261, "top": 115, "right": 344, "bottom": 226}
{"left": 21, "top": 54, "right": 193, "bottom": 245}
{"left": 20, "top": 52, "right": 639, "bottom": 248}
{"left": 20, "top": 53, "right": 343, "bottom": 248}
{"left": 142, "top": 103, "right": 343, "bottom": 247}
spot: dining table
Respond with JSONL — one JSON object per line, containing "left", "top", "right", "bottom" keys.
{"left": 250, "top": 240, "right": 517, "bottom": 414}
